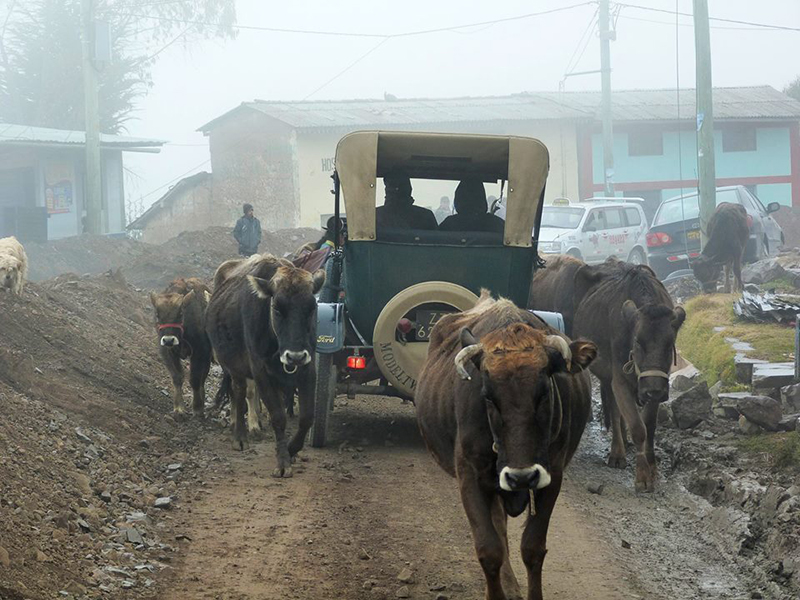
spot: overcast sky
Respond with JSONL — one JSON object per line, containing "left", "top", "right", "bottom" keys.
{"left": 124, "top": 0, "right": 800, "bottom": 215}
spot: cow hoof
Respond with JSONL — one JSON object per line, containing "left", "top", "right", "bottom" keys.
{"left": 607, "top": 455, "right": 626, "bottom": 469}
{"left": 635, "top": 479, "right": 655, "bottom": 493}
{"left": 193, "top": 410, "right": 205, "bottom": 421}
{"left": 272, "top": 466, "right": 294, "bottom": 478}
{"left": 247, "top": 427, "right": 264, "bottom": 441}
{"left": 232, "top": 438, "right": 249, "bottom": 452}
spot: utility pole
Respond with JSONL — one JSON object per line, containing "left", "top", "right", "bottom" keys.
{"left": 81, "top": 0, "right": 102, "bottom": 235}
{"left": 694, "top": 0, "right": 716, "bottom": 247}
{"left": 599, "top": 0, "right": 615, "bottom": 196}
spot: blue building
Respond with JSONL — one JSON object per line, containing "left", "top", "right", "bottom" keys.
{"left": 575, "top": 86, "right": 800, "bottom": 221}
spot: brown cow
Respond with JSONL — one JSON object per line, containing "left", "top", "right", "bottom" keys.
{"left": 691, "top": 202, "right": 749, "bottom": 293}
{"left": 416, "top": 292, "right": 597, "bottom": 600}
{"left": 206, "top": 254, "right": 324, "bottom": 477}
{"left": 529, "top": 258, "right": 685, "bottom": 492}
{"left": 150, "top": 278, "right": 213, "bottom": 417}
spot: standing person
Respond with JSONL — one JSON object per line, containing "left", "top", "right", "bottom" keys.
{"left": 232, "top": 203, "right": 262, "bottom": 257}
{"left": 433, "top": 196, "right": 451, "bottom": 225}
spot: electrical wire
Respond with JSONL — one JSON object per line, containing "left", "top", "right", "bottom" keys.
{"left": 563, "top": 6, "right": 599, "bottom": 76}
{"left": 302, "top": 37, "right": 391, "bottom": 101}
{"left": 617, "top": 2, "right": 800, "bottom": 33}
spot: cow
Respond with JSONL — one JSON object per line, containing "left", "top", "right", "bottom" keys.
{"left": 415, "top": 291, "right": 597, "bottom": 600}
{"left": 691, "top": 202, "right": 750, "bottom": 293}
{"left": 0, "top": 236, "right": 28, "bottom": 296}
{"left": 150, "top": 278, "right": 213, "bottom": 417}
{"left": 206, "top": 254, "right": 324, "bottom": 477}
{"left": 529, "top": 257, "right": 685, "bottom": 493}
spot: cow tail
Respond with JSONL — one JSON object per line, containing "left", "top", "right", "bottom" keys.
{"left": 214, "top": 372, "right": 232, "bottom": 408}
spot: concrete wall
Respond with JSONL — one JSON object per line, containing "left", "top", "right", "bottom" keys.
{"left": 208, "top": 111, "right": 299, "bottom": 230}
{"left": 138, "top": 179, "right": 213, "bottom": 245}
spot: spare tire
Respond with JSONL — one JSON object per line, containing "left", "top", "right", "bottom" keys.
{"left": 372, "top": 282, "right": 478, "bottom": 397}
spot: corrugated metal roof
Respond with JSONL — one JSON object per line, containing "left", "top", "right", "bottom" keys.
{"left": 127, "top": 171, "right": 212, "bottom": 229}
{"left": 0, "top": 124, "right": 165, "bottom": 151}
{"left": 199, "top": 86, "right": 800, "bottom": 132}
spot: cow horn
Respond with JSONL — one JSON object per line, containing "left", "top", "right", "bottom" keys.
{"left": 545, "top": 335, "right": 572, "bottom": 370}
{"left": 454, "top": 344, "right": 483, "bottom": 380}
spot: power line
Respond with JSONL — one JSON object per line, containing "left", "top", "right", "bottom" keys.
{"left": 617, "top": 2, "right": 800, "bottom": 33}
{"left": 109, "top": 2, "right": 595, "bottom": 39}
{"left": 617, "top": 13, "right": 779, "bottom": 31}
{"left": 303, "top": 37, "right": 391, "bottom": 101}
{"left": 564, "top": 7, "right": 599, "bottom": 76}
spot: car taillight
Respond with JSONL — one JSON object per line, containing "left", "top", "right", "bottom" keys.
{"left": 347, "top": 356, "right": 366, "bottom": 370}
{"left": 746, "top": 214, "right": 754, "bottom": 229}
{"left": 646, "top": 232, "right": 672, "bottom": 247}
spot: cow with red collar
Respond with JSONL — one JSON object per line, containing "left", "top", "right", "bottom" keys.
{"left": 150, "top": 277, "right": 212, "bottom": 417}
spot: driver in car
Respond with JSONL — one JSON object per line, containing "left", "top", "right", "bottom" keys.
{"left": 376, "top": 169, "right": 438, "bottom": 231}
{"left": 438, "top": 179, "right": 505, "bottom": 234}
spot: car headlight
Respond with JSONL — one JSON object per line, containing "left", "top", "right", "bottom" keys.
{"left": 541, "top": 241, "right": 562, "bottom": 253}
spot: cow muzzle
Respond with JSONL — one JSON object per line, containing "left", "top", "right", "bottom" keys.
{"left": 281, "top": 350, "right": 311, "bottom": 373}
{"left": 499, "top": 465, "right": 551, "bottom": 492}
{"left": 160, "top": 336, "right": 180, "bottom": 347}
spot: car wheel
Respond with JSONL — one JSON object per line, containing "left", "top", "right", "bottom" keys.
{"left": 627, "top": 248, "right": 646, "bottom": 265}
{"left": 567, "top": 249, "right": 582, "bottom": 260}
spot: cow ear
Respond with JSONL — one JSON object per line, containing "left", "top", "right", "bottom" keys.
{"left": 181, "top": 289, "right": 196, "bottom": 309}
{"left": 311, "top": 269, "right": 326, "bottom": 294}
{"left": 573, "top": 264, "right": 605, "bottom": 305}
{"left": 622, "top": 300, "right": 639, "bottom": 327}
{"left": 460, "top": 327, "right": 478, "bottom": 348}
{"left": 247, "top": 275, "right": 272, "bottom": 299}
{"left": 569, "top": 339, "right": 597, "bottom": 372}
{"left": 672, "top": 306, "right": 686, "bottom": 331}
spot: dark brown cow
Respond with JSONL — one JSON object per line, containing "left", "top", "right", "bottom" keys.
{"left": 691, "top": 202, "right": 749, "bottom": 293}
{"left": 416, "top": 292, "right": 597, "bottom": 600}
{"left": 206, "top": 254, "right": 324, "bottom": 477}
{"left": 529, "top": 258, "right": 685, "bottom": 492}
{"left": 150, "top": 278, "right": 213, "bottom": 417}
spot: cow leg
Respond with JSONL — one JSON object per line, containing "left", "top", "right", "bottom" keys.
{"left": 522, "top": 471, "right": 563, "bottom": 600}
{"left": 288, "top": 371, "right": 315, "bottom": 459}
{"left": 491, "top": 497, "right": 522, "bottom": 600}
{"left": 733, "top": 251, "right": 744, "bottom": 292}
{"left": 723, "top": 263, "right": 732, "bottom": 294}
{"left": 612, "top": 377, "right": 650, "bottom": 492}
{"left": 163, "top": 350, "right": 185, "bottom": 415}
{"left": 230, "top": 377, "right": 249, "bottom": 451}
{"left": 252, "top": 369, "right": 293, "bottom": 478}
{"left": 245, "top": 379, "right": 263, "bottom": 437}
{"left": 603, "top": 378, "right": 626, "bottom": 469}
{"left": 189, "top": 354, "right": 210, "bottom": 419}
{"left": 643, "top": 399, "right": 660, "bottom": 486}
{"left": 285, "top": 386, "right": 296, "bottom": 417}
{"left": 457, "top": 462, "right": 509, "bottom": 600}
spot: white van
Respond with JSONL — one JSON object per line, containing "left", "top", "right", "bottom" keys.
{"left": 494, "top": 197, "right": 649, "bottom": 265}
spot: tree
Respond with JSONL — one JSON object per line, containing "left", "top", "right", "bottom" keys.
{"left": 0, "top": 0, "right": 235, "bottom": 134}
{"left": 785, "top": 76, "right": 800, "bottom": 103}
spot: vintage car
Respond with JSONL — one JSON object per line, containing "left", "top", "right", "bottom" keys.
{"left": 312, "top": 131, "right": 559, "bottom": 447}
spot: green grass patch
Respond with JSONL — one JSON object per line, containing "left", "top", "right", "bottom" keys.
{"left": 738, "top": 432, "right": 800, "bottom": 470}
{"left": 677, "top": 294, "right": 794, "bottom": 387}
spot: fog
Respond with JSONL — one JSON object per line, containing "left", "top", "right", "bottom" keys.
{"left": 117, "top": 0, "right": 800, "bottom": 213}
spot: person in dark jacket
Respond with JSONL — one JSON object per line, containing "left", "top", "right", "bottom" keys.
{"left": 232, "top": 203, "right": 262, "bottom": 256}
{"left": 439, "top": 180, "right": 505, "bottom": 234}
{"left": 376, "top": 170, "right": 438, "bottom": 231}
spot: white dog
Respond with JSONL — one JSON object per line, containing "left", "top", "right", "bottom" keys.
{"left": 0, "top": 236, "right": 28, "bottom": 295}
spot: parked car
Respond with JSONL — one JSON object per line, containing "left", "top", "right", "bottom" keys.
{"left": 646, "top": 185, "right": 784, "bottom": 280}
{"left": 495, "top": 197, "right": 649, "bottom": 264}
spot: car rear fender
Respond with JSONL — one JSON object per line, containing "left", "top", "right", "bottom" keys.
{"left": 316, "top": 302, "right": 345, "bottom": 354}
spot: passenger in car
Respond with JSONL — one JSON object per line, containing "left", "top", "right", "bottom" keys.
{"left": 438, "top": 180, "right": 505, "bottom": 234}
{"left": 376, "top": 169, "right": 438, "bottom": 231}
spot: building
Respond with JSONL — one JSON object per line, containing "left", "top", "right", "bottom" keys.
{"left": 0, "top": 124, "right": 164, "bottom": 241}
{"left": 126, "top": 172, "right": 212, "bottom": 244}
{"left": 191, "top": 86, "right": 800, "bottom": 232}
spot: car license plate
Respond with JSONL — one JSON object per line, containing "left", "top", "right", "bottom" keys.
{"left": 687, "top": 230, "right": 701, "bottom": 241}
{"left": 416, "top": 310, "right": 452, "bottom": 340}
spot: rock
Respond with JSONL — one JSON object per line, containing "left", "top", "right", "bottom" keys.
{"left": 621, "top": 539, "right": 631, "bottom": 549}
{"left": 77, "top": 519, "right": 91, "bottom": 532}
{"left": 73, "top": 472, "right": 92, "bottom": 497}
{"left": 125, "top": 527, "right": 144, "bottom": 545}
{"left": 154, "top": 496, "right": 172, "bottom": 509}
{"left": 715, "top": 392, "right": 751, "bottom": 420}
{"left": 362, "top": 579, "right": 378, "bottom": 590}
{"left": 0, "top": 546, "right": 10, "bottom": 567}
{"left": 658, "top": 402, "right": 674, "bottom": 427}
{"left": 100, "top": 490, "right": 112, "bottom": 503}
{"left": 74, "top": 427, "right": 92, "bottom": 444}
{"left": 780, "top": 383, "right": 800, "bottom": 412}
{"left": 709, "top": 381, "right": 722, "bottom": 401}
{"left": 778, "top": 414, "right": 800, "bottom": 432}
{"left": 34, "top": 549, "right": 49, "bottom": 562}
{"left": 752, "top": 363, "right": 795, "bottom": 392}
{"left": 734, "top": 355, "right": 768, "bottom": 384}
{"left": 670, "top": 365, "right": 701, "bottom": 392}
{"left": 397, "top": 568, "right": 415, "bottom": 584}
{"left": 671, "top": 382, "right": 712, "bottom": 429}
{"left": 739, "top": 415, "right": 763, "bottom": 435}
{"left": 166, "top": 463, "right": 183, "bottom": 472}
{"left": 358, "top": 548, "right": 372, "bottom": 560}
{"left": 742, "top": 258, "right": 787, "bottom": 284}
{"left": 395, "top": 585, "right": 410, "bottom": 598}
{"left": 435, "top": 595, "right": 450, "bottom": 600}
{"left": 587, "top": 483, "right": 604, "bottom": 495}
{"left": 64, "top": 580, "right": 87, "bottom": 596}
{"left": 738, "top": 396, "right": 782, "bottom": 431}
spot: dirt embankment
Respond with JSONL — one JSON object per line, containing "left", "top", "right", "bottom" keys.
{"left": 24, "top": 227, "right": 321, "bottom": 290}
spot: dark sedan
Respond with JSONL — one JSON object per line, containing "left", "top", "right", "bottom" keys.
{"left": 647, "top": 186, "right": 784, "bottom": 280}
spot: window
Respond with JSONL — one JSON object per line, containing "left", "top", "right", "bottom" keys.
{"left": 624, "top": 190, "right": 662, "bottom": 224}
{"left": 604, "top": 208, "right": 625, "bottom": 229}
{"left": 628, "top": 129, "right": 663, "bottom": 156}
{"left": 625, "top": 207, "right": 642, "bottom": 227}
{"left": 722, "top": 126, "right": 756, "bottom": 152}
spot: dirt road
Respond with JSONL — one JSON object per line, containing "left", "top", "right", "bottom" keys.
{"left": 160, "top": 395, "right": 763, "bottom": 600}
